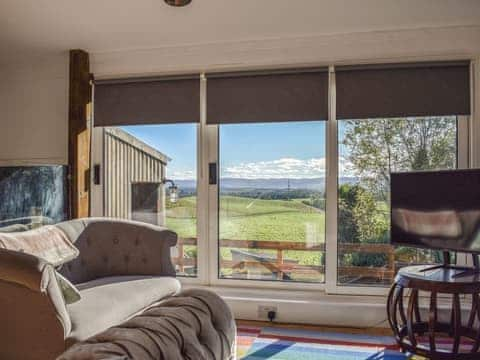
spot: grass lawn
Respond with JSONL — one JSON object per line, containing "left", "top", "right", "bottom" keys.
{"left": 165, "top": 195, "right": 325, "bottom": 276}
{"left": 166, "top": 195, "right": 325, "bottom": 243}
{"left": 219, "top": 196, "right": 324, "bottom": 242}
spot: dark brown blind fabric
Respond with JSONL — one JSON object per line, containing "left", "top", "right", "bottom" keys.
{"left": 94, "top": 76, "right": 200, "bottom": 127}
{"left": 336, "top": 61, "right": 470, "bottom": 119}
{"left": 207, "top": 69, "right": 329, "bottom": 124}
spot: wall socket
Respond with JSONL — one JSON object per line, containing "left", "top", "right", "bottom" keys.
{"left": 258, "top": 305, "right": 278, "bottom": 320}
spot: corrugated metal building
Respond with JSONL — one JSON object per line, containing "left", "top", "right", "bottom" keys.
{"left": 102, "top": 127, "right": 170, "bottom": 225}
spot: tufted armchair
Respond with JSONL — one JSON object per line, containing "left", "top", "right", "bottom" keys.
{"left": 0, "top": 218, "right": 181, "bottom": 360}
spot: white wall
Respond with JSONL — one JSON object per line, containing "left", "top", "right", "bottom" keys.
{"left": 91, "top": 25, "right": 480, "bottom": 78}
{"left": 0, "top": 52, "right": 69, "bottom": 166}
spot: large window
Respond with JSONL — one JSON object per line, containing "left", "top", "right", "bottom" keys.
{"left": 218, "top": 122, "right": 326, "bottom": 282}
{"left": 337, "top": 116, "right": 458, "bottom": 286}
{"left": 102, "top": 124, "right": 198, "bottom": 277}
{"left": 91, "top": 61, "right": 471, "bottom": 293}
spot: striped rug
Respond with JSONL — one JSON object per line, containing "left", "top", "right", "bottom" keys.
{"left": 237, "top": 324, "right": 411, "bottom": 359}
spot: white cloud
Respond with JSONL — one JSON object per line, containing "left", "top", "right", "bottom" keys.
{"left": 222, "top": 157, "right": 354, "bottom": 179}
{"left": 168, "top": 170, "right": 196, "bottom": 180}
{"left": 166, "top": 157, "right": 355, "bottom": 180}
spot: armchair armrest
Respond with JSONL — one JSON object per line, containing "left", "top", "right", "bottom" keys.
{"left": 0, "top": 248, "right": 51, "bottom": 292}
{"left": 0, "top": 248, "right": 72, "bottom": 345}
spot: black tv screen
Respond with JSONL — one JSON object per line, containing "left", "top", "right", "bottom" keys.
{"left": 391, "top": 169, "right": 480, "bottom": 254}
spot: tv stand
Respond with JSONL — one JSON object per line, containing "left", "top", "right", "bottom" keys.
{"left": 388, "top": 265, "right": 480, "bottom": 359}
{"left": 418, "top": 251, "right": 480, "bottom": 279}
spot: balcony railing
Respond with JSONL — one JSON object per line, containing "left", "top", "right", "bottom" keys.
{"left": 173, "top": 237, "right": 396, "bottom": 282}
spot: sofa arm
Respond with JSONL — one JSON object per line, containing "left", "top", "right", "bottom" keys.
{"left": 0, "top": 248, "right": 52, "bottom": 292}
{"left": 57, "top": 218, "right": 179, "bottom": 284}
{"left": 0, "top": 249, "right": 72, "bottom": 359}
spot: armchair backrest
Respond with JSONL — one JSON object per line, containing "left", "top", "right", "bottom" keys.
{"left": 57, "top": 218, "right": 178, "bottom": 284}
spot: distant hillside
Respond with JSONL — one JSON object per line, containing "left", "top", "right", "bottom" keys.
{"left": 175, "top": 177, "right": 358, "bottom": 192}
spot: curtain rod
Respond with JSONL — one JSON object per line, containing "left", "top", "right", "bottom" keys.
{"left": 94, "top": 73, "right": 201, "bottom": 85}
{"left": 206, "top": 67, "right": 329, "bottom": 79}
{"left": 94, "top": 60, "right": 470, "bottom": 84}
{"left": 335, "top": 60, "right": 471, "bottom": 72}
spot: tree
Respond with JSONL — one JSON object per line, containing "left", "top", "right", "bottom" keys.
{"left": 338, "top": 184, "right": 388, "bottom": 267}
{"left": 341, "top": 117, "right": 457, "bottom": 202}
{"left": 340, "top": 117, "right": 457, "bottom": 268}
{"left": 338, "top": 184, "right": 387, "bottom": 244}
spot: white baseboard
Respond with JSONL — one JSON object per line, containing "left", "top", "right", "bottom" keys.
{"left": 185, "top": 285, "right": 470, "bottom": 329}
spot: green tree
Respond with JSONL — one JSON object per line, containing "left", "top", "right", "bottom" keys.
{"left": 338, "top": 184, "right": 388, "bottom": 267}
{"left": 341, "top": 117, "right": 457, "bottom": 268}
{"left": 342, "top": 117, "right": 457, "bottom": 201}
{"left": 338, "top": 184, "right": 387, "bottom": 244}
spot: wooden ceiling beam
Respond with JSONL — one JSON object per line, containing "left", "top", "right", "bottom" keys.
{"left": 68, "top": 49, "right": 92, "bottom": 219}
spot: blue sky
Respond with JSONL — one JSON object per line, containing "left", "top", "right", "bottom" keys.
{"left": 122, "top": 124, "right": 198, "bottom": 180}
{"left": 122, "top": 122, "right": 349, "bottom": 180}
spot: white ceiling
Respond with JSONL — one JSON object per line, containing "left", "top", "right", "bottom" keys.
{"left": 1, "top": 0, "right": 480, "bottom": 64}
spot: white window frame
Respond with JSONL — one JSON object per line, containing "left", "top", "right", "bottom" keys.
{"left": 325, "top": 66, "right": 471, "bottom": 296}
{"left": 204, "top": 86, "right": 327, "bottom": 291}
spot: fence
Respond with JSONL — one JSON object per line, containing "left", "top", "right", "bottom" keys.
{"left": 173, "top": 237, "right": 396, "bottom": 282}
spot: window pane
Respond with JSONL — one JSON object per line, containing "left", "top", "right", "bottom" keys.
{"left": 219, "top": 121, "right": 326, "bottom": 282}
{"left": 337, "top": 116, "right": 458, "bottom": 286}
{"left": 103, "top": 124, "right": 197, "bottom": 277}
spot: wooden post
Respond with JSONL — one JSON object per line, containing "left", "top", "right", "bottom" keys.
{"left": 388, "top": 246, "right": 396, "bottom": 281}
{"left": 178, "top": 239, "right": 185, "bottom": 274}
{"left": 277, "top": 249, "right": 284, "bottom": 280}
{"left": 69, "top": 50, "right": 92, "bottom": 219}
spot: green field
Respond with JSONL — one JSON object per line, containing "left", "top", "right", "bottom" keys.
{"left": 219, "top": 196, "right": 324, "bottom": 243}
{"left": 165, "top": 196, "right": 197, "bottom": 238}
{"left": 165, "top": 195, "right": 325, "bottom": 277}
{"left": 166, "top": 195, "right": 325, "bottom": 241}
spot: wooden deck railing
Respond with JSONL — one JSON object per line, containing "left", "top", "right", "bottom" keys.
{"left": 173, "top": 237, "right": 396, "bottom": 281}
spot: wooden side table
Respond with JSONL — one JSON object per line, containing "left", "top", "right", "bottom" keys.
{"left": 387, "top": 265, "right": 480, "bottom": 359}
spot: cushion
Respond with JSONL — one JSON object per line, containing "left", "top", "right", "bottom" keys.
{"left": 66, "top": 275, "right": 181, "bottom": 343}
{"left": 56, "top": 272, "right": 81, "bottom": 304}
{"left": 0, "top": 225, "right": 79, "bottom": 266}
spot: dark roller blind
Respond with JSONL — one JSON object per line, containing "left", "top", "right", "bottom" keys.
{"left": 336, "top": 61, "right": 470, "bottom": 119}
{"left": 94, "top": 76, "right": 200, "bottom": 127}
{"left": 207, "top": 69, "right": 329, "bottom": 124}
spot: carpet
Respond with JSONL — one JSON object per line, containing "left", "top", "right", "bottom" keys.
{"left": 237, "top": 324, "right": 411, "bottom": 360}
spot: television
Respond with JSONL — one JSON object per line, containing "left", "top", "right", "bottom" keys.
{"left": 391, "top": 168, "right": 480, "bottom": 254}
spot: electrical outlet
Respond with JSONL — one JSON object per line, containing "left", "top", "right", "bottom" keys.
{"left": 258, "top": 305, "right": 277, "bottom": 320}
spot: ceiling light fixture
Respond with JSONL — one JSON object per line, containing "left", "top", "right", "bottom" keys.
{"left": 164, "top": 0, "right": 191, "bottom": 6}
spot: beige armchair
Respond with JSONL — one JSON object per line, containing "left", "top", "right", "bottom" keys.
{"left": 0, "top": 218, "right": 180, "bottom": 360}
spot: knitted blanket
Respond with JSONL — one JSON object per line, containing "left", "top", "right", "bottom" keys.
{"left": 58, "top": 289, "right": 236, "bottom": 360}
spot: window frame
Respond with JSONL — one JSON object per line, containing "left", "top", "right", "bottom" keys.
{"left": 325, "top": 65, "right": 471, "bottom": 296}
{"left": 209, "top": 124, "right": 328, "bottom": 290}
